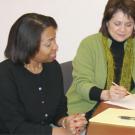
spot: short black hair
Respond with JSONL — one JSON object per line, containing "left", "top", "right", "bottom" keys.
{"left": 5, "top": 13, "right": 57, "bottom": 64}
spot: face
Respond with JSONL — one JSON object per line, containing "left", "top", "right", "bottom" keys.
{"left": 33, "top": 26, "right": 58, "bottom": 63}
{"left": 106, "top": 10, "right": 135, "bottom": 42}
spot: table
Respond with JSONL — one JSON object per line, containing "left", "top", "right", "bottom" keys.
{"left": 86, "top": 102, "right": 135, "bottom": 135}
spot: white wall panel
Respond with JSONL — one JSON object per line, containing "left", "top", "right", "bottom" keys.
{"left": 0, "top": 0, "right": 108, "bottom": 63}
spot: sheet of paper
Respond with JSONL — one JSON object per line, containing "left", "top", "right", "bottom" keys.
{"left": 89, "top": 108, "right": 135, "bottom": 127}
{"left": 104, "top": 94, "right": 135, "bottom": 110}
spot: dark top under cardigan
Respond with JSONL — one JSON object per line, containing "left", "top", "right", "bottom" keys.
{"left": 0, "top": 59, "right": 68, "bottom": 134}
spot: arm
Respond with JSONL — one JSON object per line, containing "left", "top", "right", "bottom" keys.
{"left": 52, "top": 61, "right": 68, "bottom": 125}
{"left": 53, "top": 62, "right": 87, "bottom": 135}
{"left": 72, "top": 36, "right": 103, "bottom": 102}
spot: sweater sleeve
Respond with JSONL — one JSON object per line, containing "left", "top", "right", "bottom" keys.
{"left": 89, "top": 86, "right": 102, "bottom": 101}
{"left": 72, "top": 36, "right": 103, "bottom": 102}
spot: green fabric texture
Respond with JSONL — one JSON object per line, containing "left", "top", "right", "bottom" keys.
{"left": 102, "top": 35, "right": 134, "bottom": 91}
{"left": 67, "top": 33, "right": 135, "bottom": 115}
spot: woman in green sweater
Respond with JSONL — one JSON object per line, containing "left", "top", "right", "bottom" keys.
{"left": 67, "top": 0, "right": 135, "bottom": 120}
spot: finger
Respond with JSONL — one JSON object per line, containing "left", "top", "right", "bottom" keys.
{"left": 119, "top": 86, "right": 127, "bottom": 92}
{"left": 70, "top": 127, "right": 76, "bottom": 135}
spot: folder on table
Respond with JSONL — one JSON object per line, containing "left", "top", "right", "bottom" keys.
{"left": 89, "top": 108, "right": 135, "bottom": 127}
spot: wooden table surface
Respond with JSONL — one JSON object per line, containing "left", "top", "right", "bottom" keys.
{"left": 86, "top": 102, "right": 135, "bottom": 135}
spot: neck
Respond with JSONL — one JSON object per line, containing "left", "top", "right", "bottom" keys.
{"left": 24, "top": 61, "right": 43, "bottom": 74}
{"left": 109, "top": 34, "right": 126, "bottom": 44}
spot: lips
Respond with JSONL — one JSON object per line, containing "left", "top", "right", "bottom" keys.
{"left": 50, "top": 54, "right": 56, "bottom": 60}
{"left": 115, "top": 34, "right": 127, "bottom": 41}
{"left": 118, "top": 34, "right": 125, "bottom": 37}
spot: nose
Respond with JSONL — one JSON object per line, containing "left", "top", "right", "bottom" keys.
{"left": 120, "top": 24, "right": 126, "bottom": 32}
{"left": 52, "top": 41, "right": 58, "bottom": 51}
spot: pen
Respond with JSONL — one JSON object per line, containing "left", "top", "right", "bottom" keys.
{"left": 112, "top": 82, "right": 132, "bottom": 95}
{"left": 118, "top": 115, "right": 135, "bottom": 120}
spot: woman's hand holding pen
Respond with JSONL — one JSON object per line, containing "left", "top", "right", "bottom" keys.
{"left": 109, "top": 83, "right": 127, "bottom": 101}
{"left": 101, "top": 82, "right": 128, "bottom": 101}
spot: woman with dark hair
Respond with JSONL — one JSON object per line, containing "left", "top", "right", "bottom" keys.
{"left": 0, "top": 13, "right": 87, "bottom": 135}
{"left": 67, "top": 0, "right": 135, "bottom": 119}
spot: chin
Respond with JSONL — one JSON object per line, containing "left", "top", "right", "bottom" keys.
{"left": 117, "top": 39, "right": 125, "bottom": 42}
{"left": 48, "top": 59, "right": 55, "bottom": 63}
{"left": 116, "top": 35, "right": 129, "bottom": 42}
{"left": 115, "top": 37, "right": 127, "bottom": 42}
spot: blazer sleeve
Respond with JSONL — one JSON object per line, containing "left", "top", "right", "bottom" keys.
{"left": 52, "top": 61, "right": 68, "bottom": 125}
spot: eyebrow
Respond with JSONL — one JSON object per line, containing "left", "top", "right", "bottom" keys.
{"left": 47, "top": 36, "right": 56, "bottom": 41}
{"left": 112, "top": 20, "right": 134, "bottom": 24}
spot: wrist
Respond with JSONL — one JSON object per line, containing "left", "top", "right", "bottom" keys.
{"left": 100, "top": 90, "right": 110, "bottom": 101}
{"left": 62, "top": 117, "right": 67, "bottom": 128}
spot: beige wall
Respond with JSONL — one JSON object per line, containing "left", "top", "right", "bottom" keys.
{"left": 0, "top": 0, "right": 108, "bottom": 63}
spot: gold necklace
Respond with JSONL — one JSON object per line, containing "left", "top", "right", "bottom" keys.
{"left": 24, "top": 64, "right": 43, "bottom": 74}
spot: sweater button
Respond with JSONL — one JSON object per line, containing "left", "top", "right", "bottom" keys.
{"left": 38, "top": 87, "right": 42, "bottom": 91}
{"left": 41, "top": 100, "right": 45, "bottom": 104}
{"left": 44, "top": 113, "right": 48, "bottom": 117}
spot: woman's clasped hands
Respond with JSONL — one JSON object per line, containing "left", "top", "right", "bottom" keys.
{"left": 63, "top": 113, "right": 88, "bottom": 135}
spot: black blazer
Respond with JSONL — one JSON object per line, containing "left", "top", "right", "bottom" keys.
{"left": 0, "top": 59, "right": 67, "bottom": 134}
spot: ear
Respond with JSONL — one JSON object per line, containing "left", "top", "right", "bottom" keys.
{"left": 133, "top": 24, "right": 135, "bottom": 33}
{"left": 132, "top": 25, "right": 135, "bottom": 35}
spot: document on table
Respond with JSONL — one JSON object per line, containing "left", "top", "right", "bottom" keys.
{"left": 104, "top": 94, "right": 135, "bottom": 110}
{"left": 89, "top": 108, "right": 135, "bottom": 127}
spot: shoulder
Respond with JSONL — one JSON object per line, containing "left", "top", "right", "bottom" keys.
{"left": 77, "top": 32, "right": 103, "bottom": 52}
{"left": 133, "top": 38, "right": 135, "bottom": 46}
{"left": 0, "top": 59, "right": 12, "bottom": 66}
{"left": 43, "top": 61, "right": 63, "bottom": 81}
{"left": 0, "top": 59, "right": 23, "bottom": 77}
{"left": 43, "top": 60, "right": 60, "bottom": 68}
{"left": 80, "top": 32, "right": 102, "bottom": 45}
{"left": 0, "top": 59, "right": 14, "bottom": 80}
{"left": 0, "top": 59, "right": 13, "bottom": 72}
{"left": 132, "top": 38, "right": 135, "bottom": 55}
{"left": 43, "top": 60, "right": 61, "bottom": 72}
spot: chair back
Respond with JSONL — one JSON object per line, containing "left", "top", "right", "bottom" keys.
{"left": 60, "top": 61, "right": 73, "bottom": 94}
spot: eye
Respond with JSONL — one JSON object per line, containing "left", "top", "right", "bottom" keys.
{"left": 44, "top": 42, "right": 51, "bottom": 47}
{"left": 125, "top": 23, "right": 134, "bottom": 27}
{"left": 42, "top": 41, "right": 52, "bottom": 48}
{"left": 113, "top": 22, "right": 121, "bottom": 26}
{"left": 41, "top": 37, "right": 56, "bottom": 48}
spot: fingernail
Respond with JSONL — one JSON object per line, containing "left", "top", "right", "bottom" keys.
{"left": 81, "top": 113, "right": 85, "bottom": 116}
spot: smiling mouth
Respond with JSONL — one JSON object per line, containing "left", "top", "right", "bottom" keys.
{"left": 117, "top": 34, "right": 126, "bottom": 37}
